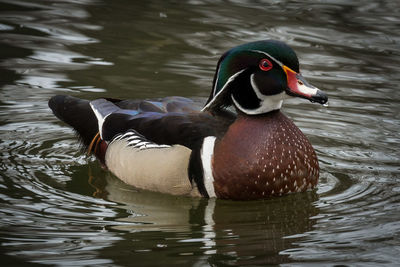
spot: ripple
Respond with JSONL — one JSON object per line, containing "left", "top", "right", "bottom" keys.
{"left": 1, "top": 0, "right": 400, "bottom": 266}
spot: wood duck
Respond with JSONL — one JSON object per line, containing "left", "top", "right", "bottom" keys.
{"left": 49, "top": 40, "right": 328, "bottom": 200}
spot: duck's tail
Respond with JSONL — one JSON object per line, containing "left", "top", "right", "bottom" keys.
{"left": 48, "top": 95, "right": 98, "bottom": 148}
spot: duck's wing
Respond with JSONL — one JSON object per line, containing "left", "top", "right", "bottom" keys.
{"left": 90, "top": 98, "right": 232, "bottom": 149}
{"left": 115, "top": 96, "right": 204, "bottom": 114}
{"left": 48, "top": 95, "right": 233, "bottom": 149}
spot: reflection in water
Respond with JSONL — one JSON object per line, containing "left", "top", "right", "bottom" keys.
{"left": 0, "top": 0, "right": 400, "bottom": 266}
{"left": 85, "top": 171, "right": 319, "bottom": 266}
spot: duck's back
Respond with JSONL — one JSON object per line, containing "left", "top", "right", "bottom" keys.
{"left": 49, "top": 95, "right": 234, "bottom": 149}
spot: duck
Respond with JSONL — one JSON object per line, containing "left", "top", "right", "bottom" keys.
{"left": 49, "top": 40, "right": 328, "bottom": 200}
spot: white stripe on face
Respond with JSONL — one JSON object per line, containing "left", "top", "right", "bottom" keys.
{"left": 202, "top": 69, "right": 247, "bottom": 112}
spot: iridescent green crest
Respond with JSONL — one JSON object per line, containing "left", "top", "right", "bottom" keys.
{"left": 202, "top": 40, "right": 299, "bottom": 112}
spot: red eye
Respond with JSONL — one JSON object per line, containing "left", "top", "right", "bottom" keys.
{"left": 259, "top": 58, "right": 273, "bottom": 71}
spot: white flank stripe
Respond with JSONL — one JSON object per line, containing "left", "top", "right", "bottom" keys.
{"left": 90, "top": 103, "right": 109, "bottom": 140}
{"left": 201, "top": 136, "right": 217, "bottom": 198}
{"left": 89, "top": 99, "right": 121, "bottom": 140}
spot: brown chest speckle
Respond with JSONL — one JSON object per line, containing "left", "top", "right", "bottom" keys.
{"left": 212, "top": 111, "right": 319, "bottom": 200}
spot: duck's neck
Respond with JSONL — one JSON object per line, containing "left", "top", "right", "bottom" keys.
{"left": 211, "top": 110, "right": 319, "bottom": 200}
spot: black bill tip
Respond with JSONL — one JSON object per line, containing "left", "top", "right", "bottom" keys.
{"left": 310, "top": 90, "right": 328, "bottom": 105}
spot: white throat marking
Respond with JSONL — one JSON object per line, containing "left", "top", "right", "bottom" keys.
{"left": 231, "top": 74, "right": 290, "bottom": 115}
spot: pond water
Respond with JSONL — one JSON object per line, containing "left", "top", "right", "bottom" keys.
{"left": 1, "top": 0, "right": 399, "bottom": 266}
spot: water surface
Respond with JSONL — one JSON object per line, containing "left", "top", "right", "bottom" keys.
{"left": 1, "top": 0, "right": 400, "bottom": 266}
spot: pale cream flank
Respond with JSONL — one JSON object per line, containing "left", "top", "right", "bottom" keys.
{"left": 105, "top": 140, "right": 201, "bottom": 196}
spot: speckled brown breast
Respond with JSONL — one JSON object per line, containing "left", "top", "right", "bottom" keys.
{"left": 212, "top": 111, "right": 319, "bottom": 200}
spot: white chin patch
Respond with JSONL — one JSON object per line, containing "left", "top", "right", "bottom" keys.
{"left": 231, "top": 74, "right": 288, "bottom": 115}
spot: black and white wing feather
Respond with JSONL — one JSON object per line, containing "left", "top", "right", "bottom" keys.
{"left": 112, "top": 130, "right": 171, "bottom": 150}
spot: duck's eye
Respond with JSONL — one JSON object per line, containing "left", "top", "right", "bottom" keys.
{"left": 259, "top": 58, "right": 273, "bottom": 71}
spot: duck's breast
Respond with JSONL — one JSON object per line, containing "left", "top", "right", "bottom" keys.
{"left": 212, "top": 111, "right": 319, "bottom": 200}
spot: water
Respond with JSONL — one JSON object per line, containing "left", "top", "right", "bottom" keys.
{"left": 0, "top": 0, "right": 399, "bottom": 266}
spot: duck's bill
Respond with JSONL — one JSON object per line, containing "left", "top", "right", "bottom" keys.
{"left": 283, "top": 66, "right": 328, "bottom": 105}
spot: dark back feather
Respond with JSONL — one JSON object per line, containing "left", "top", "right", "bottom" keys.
{"left": 49, "top": 95, "right": 235, "bottom": 150}
{"left": 102, "top": 111, "right": 232, "bottom": 149}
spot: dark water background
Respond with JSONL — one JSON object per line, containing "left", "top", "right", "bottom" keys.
{"left": 0, "top": 0, "right": 399, "bottom": 266}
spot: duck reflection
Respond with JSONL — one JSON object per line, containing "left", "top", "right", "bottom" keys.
{"left": 87, "top": 169, "right": 319, "bottom": 266}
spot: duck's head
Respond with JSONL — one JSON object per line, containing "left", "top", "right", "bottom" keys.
{"left": 202, "top": 40, "right": 328, "bottom": 115}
